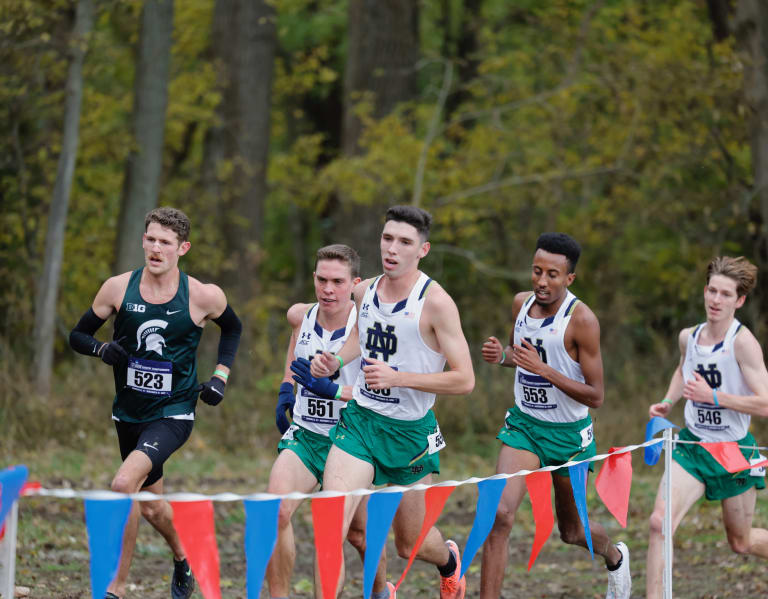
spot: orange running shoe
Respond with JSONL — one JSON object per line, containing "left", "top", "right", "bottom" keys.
{"left": 439, "top": 540, "right": 466, "bottom": 599}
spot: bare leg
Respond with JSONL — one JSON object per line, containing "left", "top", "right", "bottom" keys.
{"left": 479, "top": 446, "right": 539, "bottom": 599}
{"left": 265, "top": 449, "right": 318, "bottom": 598}
{"left": 722, "top": 486, "right": 768, "bottom": 558}
{"left": 106, "top": 451, "right": 152, "bottom": 598}
{"left": 646, "top": 461, "right": 704, "bottom": 599}
{"left": 321, "top": 445, "right": 376, "bottom": 599}
{"left": 139, "top": 476, "right": 185, "bottom": 560}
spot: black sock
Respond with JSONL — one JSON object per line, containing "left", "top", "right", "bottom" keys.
{"left": 606, "top": 548, "right": 623, "bottom": 572}
{"left": 437, "top": 550, "right": 457, "bottom": 577}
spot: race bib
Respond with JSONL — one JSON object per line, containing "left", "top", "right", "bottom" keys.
{"left": 428, "top": 424, "right": 446, "bottom": 454}
{"left": 579, "top": 423, "right": 594, "bottom": 448}
{"left": 750, "top": 455, "right": 767, "bottom": 478}
{"left": 127, "top": 357, "right": 172, "bottom": 396}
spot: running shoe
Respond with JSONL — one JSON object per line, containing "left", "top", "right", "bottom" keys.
{"left": 104, "top": 593, "right": 120, "bottom": 599}
{"left": 387, "top": 581, "right": 397, "bottom": 598}
{"left": 606, "top": 541, "right": 631, "bottom": 599}
{"left": 439, "top": 540, "right": 466, "bottom": 599}
{"left": 171, "top": 557, "right": 195, "bottom": 599}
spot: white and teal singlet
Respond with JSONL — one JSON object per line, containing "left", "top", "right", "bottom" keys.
{"left": 683, "top": 319, "right": 752, "bottom": 442}
{"left": 513, "top": 290, "right": 588, "bottom": 423}
{"left": 353, "top": 272, "right": 446, "bottom": 420}
{"left": 292, "top": 303, "right": 359, "bottom": 436}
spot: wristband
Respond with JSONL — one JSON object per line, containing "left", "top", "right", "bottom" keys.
{"left": 334, "top": 355, "right": 344, "bottom": 369}
{"left": 713, "top": 389, "right": 719, "bottom": 407}
{"left": 498, "top": 351, "right": 506, "bottom": 365}
{"left": 661, "top": 398, "right": 673, "bottom": 405}
{"left": 334, "top": 386, "right": 343, "bottom": 400}
{"left": 214, "top": 369, "right": 229, "bottom": 381}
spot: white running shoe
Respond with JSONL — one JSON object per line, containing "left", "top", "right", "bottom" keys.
{"left": 606, "top": 541, "right": 631, "bottom": 599}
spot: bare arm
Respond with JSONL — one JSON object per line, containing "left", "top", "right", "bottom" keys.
{"left": 510, "top": 302, "right": 604, "bottom": 408}
{"left": 191, "top": 279, "right": 236, "bottom": 380}
{"left": 364, "top": 285, "right": 475, "bottom": 396}
{"left": 281, "top": 304, "right": 307, "bottom": 385}
{"left": 683, "top": 328, "right": 768, "bottom": 417}
{"left": 649, "top": 328, "right": 689, "bottom": 418}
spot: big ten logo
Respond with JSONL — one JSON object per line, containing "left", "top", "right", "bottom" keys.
{"left": 126, "top": 303, "right": 146, "bottom": 313}
{"left": 365, "top": 322, "right": 398, "bottom": 361}
{"left": 523, "top": 337, "right": 548, "bottom": 364}
{"left": 313, "top": 351, "right": 341, "bottom": 382}
{"left": 695, "top": 363, "right": 722, "bottom": 389}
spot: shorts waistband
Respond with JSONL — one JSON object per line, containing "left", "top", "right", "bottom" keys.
{"left": 509, "top": 405, "right": 592, "bottom": 430}
{"left": 679, "top": 427, "right": 757, "bottom": 446}
{"left": 346, "top": 400, "right": 436, "bottom": 429}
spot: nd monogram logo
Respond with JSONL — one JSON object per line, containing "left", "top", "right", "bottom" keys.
{"left": 524, "top": 337, "right": 548, "bottom": 364}
{"left": 696, "top": 363, "right": 722, "bottom": 389}
{"left": 365, "top": 322, "right": 398, "bottom": 361}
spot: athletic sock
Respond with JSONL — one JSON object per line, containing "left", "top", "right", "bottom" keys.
{"left": 437, "top": 550, "right": 457, "bottom": 577}
{"left": 606, "top": 546, "right": 623, "bottom": 571}
{"left": 372, "top": 589, "right": 391, "bottom": 599}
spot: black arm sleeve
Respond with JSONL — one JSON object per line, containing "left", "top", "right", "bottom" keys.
{"left": 212, "top": 304, "right": 242, "bottom": 368}
{"left": 69, "top": 308, "right": 107, "bottom": 356}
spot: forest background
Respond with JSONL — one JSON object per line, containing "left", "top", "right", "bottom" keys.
{"left": 3, "top": 0, "right": 768, "bottom": 463}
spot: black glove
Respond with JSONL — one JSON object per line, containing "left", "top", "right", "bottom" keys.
{"left": 199, "top": 376, "right": 226, "bottom": 406}
{"left": 290, "top": 357, "right": 339, "bottom": 400}
{"left": 98, "top": 338, "right": 128, "bottom": 366}
{"left": 276, "top": 382, "right": 295, "bottom": 434}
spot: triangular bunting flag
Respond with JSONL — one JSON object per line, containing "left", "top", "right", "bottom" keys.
{"left": 243, "top": 498, "right": 281, "bottom": 599}
{"left": 525, "top": 470, "right": 553, "bottom": 570}
{"left": 395, "top": 485, "right": 456, "bottom": 590}
{"left": 645, "top": 417, "right": 678, "bottom": 466}
{"left": 171, "top": 500, "right": 221, "bottom": 599}
{"left": 568, "top": 462, "right": 593, "bottom": 559}
{"left": 363, "top": 492, "right": 402, "bottom": 599}
{"left": 0, "top": 465, "right": 28, "bottom": 527}
{"left": 595, "top": 448, "right": 632, "bottom": 528}
{"left": 311, "top": 495, "right": 346, "bottom": 599}
{"left": 84, "top": 498, "right": 132, "bottom": 599}
{"left": 700, "top": 441, "right": 764, "bottom": 473}
{"left": 460, "top": 478, "right": 505, "bottom": 578}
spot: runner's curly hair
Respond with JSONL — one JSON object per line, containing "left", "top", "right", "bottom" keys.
{"left": 144, "top": 207, "right": 191, "bottom": 243}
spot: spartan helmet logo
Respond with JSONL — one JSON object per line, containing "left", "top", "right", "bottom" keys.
{"left": 136, "top": 319, "right": 169, "bottom": 356}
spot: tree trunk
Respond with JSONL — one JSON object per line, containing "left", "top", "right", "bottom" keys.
{"left": 203, "top": 0, "right": 275, "bottom": 303}
{"left": 33, "top": 0, "right": 95, "bottom": 393}
{"left": 336, "top": 0, "right": 420, "bottom": 273}
{"left": 113, "top": 0, "right": 174, "bottom": 274}
{"left": 736, "top": 0, "right": 768, "bottom": 335}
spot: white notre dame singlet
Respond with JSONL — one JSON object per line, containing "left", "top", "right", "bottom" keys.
{"left": 513, "top": 290, "right": 588, "bottom": 423}
{"left": 682, "top": 319, "right": 752, "bottom": 442}
{"left": 353, "top": 272, "right": 447, "bottom": 420}
{"left": 292, "top": 303, "right": 360, "bottom": 436}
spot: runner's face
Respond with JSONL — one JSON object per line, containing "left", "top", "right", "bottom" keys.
{"left": 380, "top": 220, "right": 429, "bottom": 278}
{"left": 531, "top": 249, "right": 574, "bottom": 307}
{"left": 142, "top": 222, "right": 189, "bottom": 274}
{"left": 704, "top": 274, "right": 744, "bottom": 323}
{"left": 313, "top": 259, "right": 359, "bottom": 315}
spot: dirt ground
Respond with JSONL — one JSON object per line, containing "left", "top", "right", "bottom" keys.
{"left": 11, "top": 471, "right": 768, "bottom": 599}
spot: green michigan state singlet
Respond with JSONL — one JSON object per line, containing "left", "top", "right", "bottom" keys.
{"left": 112, "top": 268, "right": 203, "bottom": 422}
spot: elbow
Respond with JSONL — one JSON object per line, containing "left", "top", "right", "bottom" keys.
{"left": 458, "top": 373, "right": 475, "bottom": 396}
{"left": 590, "top": 392, "right": 604, "bottom": 410}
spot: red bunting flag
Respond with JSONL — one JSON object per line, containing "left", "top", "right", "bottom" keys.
{"left": 170, "top": 500, "right": 221, "bottom": 599}
{"left": 525, "top": 471, "right": 553, "bottom": 571}
{"left": 395, "top": 485, "right": 456, "bottom": 590}
{"left": 311, "top": 495, "right": 346, "bottom": 599}
{"left": 595, "top": 447, "right": 633, "bottom": 528}
{"left": 700, "top": 441, "right": 768, "bottom": 473}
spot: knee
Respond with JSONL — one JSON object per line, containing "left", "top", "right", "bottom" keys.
{"left": 490, "top": 506, "right": 516, "bottom": 537}
{"left": 111, "top": 473, "right": 136, "bottom": 495}
{"left": 559, "top": 524, "right": 583, "bottom": 546}
{"left": 276, "top": 504, "right": 294, "bottom": 531}
{"left": 141, "top": 500, "right": 164, "bottom": 523}
{"left": 394, "top": 535, "right": 415, "bottom": 560}
{"left": 346, "top": 525, "right": 365, "bottom": 552}
{"left": 648, "top": 508, "right": 665, "bottom": 537}
{"left": 727, "top": 535, "right": 751, "bottom": 555}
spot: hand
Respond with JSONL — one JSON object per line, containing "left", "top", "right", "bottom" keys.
{"left": 481, "top": 336, "right": 504, "bottom": 364}
{"left": 309, "top": 351, "right": 340, "bottom": 378}
{"left": 362, "top": 357, "right": 400, "bottom": 390}
{"left": 290, "top": 358, "right": 339, "bottom": 400}
{"left": 276, "top": 382, "right": 295, "bottom": 434}
{"left": 509, "top": 338, "right": 546, "bottom": 374}
{"left": 682, "top": 371, "right": 714, "bottom": 404}
{"left": 199, "top": 376, "right": 226, "bottom": 406}
{"left": 649, "top": 401, "right": 672, "bottom": 419}
{"left": 98, "top": 338, "right": 128, "bottom": 366}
